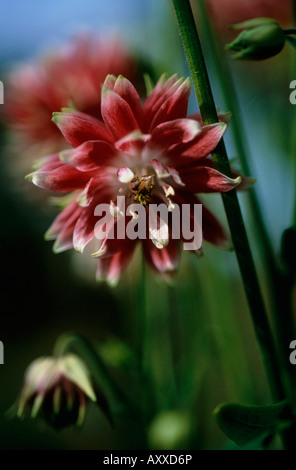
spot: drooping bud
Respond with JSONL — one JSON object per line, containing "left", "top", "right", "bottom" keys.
{"left": 225, "top": 18, "right": 286, "bottom": 60}
{"left": 16, "top": 354, "right": 97, "bottom": 429}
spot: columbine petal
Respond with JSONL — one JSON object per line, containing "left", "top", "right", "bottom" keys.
{"left": 117, "top": 167, "right": 135, "bottom": 183}
{"left": 148, "top": 204, "right": 170, "bottom": 249}
{"left": 179, "top": 166, "right": 241, "bottom": 193}
{"left": 106, "top": 75, "right": 143, "bottom": 125}
{"left": 73, "top": 187, "right": 115, "bottom": 252}
{"left": 115, "top": 130, "right": 150, "bottom": 155}
{"left": 52, "top": 111, "right": 112, "bottom": 147}
{"left": 143, "top": 239, "right": 179, "bottom": 274}
{"left": 27, "top": 163, "right": 92, "bottom": 192}
{"left": 96, "top": 242, "right": 136, "bottom": 286}
{"left": 150, "top": 159, "right": 185, "bottom": 186}
{"left": 92, "top": 218, "right": 128, "bottom": 259}
{"left": 101, "top": 86, "right": 140, "bottom": 140}
{"left": 60, "top": 140, "right": 119, "bottom": 171}
{"left": 143, "top": 74, "right": 185, "bottom": 129}
{"left": 32, "top": 153, "right": 64, "bottom": 172}
{"left": 45, "top": 200, "right": 80, "bottom": 239}
{"left": 148, "top": 78, "right": 192, "bottom": 131}
{"left": 151, "top": 118, "right": 201, "bottom": 149}
{"left": 170, "top": 122, "right": 227, "bottom": 163}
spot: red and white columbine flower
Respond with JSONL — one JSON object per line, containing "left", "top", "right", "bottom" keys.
{"left": 27, "top": 74, "right": 243, "bottom": 285}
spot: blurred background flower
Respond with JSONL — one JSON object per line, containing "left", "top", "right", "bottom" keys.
{"left": 3, "top": 33, "right": 148, "bottom": 177}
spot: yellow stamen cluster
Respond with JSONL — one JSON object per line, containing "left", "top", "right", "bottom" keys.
{"left": 129, "top": 175, "right": 155, "bottom": 207}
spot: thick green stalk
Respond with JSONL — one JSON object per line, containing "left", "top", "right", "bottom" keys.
{"left": 195, "top": 0, "right": 296, "bottom": 408}
{"left": 172, "top": 0, "right": 285, "bottom": 403}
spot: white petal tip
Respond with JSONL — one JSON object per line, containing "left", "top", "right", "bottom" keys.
{"left": 117, "top": 167, "right": 135, "bottom": 183}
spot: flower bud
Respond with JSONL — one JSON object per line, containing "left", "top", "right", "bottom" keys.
{"left": 16, "top": 354, "right": 97, "bottom": 429}
{"left": 225, "top": 18, "right": 286, "bottom": 60}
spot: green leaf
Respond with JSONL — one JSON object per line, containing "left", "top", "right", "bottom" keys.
{"left": 214, "top": 400, "right": 290, "bottom": 447}
{"left": 222, "top": 433, "right": 272, "bottom": 450}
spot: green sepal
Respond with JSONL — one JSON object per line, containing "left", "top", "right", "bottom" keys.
{"left": 285, "top": 35, "right": 296, "bottom": 49}
{"left": 228, "top": 18, "right": 279, "bottom": 30}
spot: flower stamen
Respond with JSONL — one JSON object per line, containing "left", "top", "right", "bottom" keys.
{"left": 129, "top": 174, "right": 155, "bottom": 206}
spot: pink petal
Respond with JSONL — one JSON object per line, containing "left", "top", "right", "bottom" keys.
{"left": 144, "top": 76, "right": 191, "bottom": 132}
{"left": 27, "top": 163, "right": 92, "bottom": 192}
{"left": 32, "top": 154, "right": 63, "bottom": 172}
{"left": 143, "top": 239, "right": 179, "bottom": 274}
{"left": 101, "top": 86, "right": 140, "bottom": 140}
{"left": 45, "top": 199, "right": 81, "bottom": 240}
{"left": 111, "top": 75, "right": 143, "bottom": 126}
{"left": 170, "top": 122, "right": 227, "bottom": 163}
{"left": 60, "top": 140, "right": 119, "bottom": 171}
{"left": 231, "top": 170, "right": 256, "bottom": 191}
{"left": 92, "top": 218, "right": 130, "bottom": 259}
{"left": 96, "top": 241, "right": 136, "bottom": 286}
{"left": 143, "top": 74, "right": 181, "bottom": 123}
{"left": 77, "top": 176, "right": 106, "bottom": 207}
{"left": 45, "top": 199, "right": 82, "bottom": 252}
{"left": 150, "top": 159, "right": 170, "bottom": 178}
{"left": 117, "top": 167, "right": 135, "bottom": 183}
{"left": 179, "top": 166, "right": 241, "bottom": 193}
{"left": 52, "top": 110, "right": 112, "bottom": 148}
{"left": 150, "top": 159, "right": 185, "bottom": 186}
{"left": 103, "top": 74, "right": 117, "bottom": 90}
{"left": 115, "top": 131, "right": 150, "bottom": 155}
{"left": 73, "top": 190, "right": 115, "bottom": 253}
{"left": 151, "top": 118, "right": 201, "bottom": 149}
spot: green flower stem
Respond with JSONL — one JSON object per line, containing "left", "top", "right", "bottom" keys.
{"left": 195, "top": 0, "right": 296, "bottom": 410}
{"left": 195, "top": 0, "right": 273, "bottom": 256}
{"left": 53, "top": 333, "right": 136, "bottom": 417}
{"left": 136, "top": 260, "right": 154, "bottom": 428}
{"left": 172, "top": 0, "right": 285, "bottom": 403}
{"left": 139, "top": 259, "right": 149, "bottom": 378}
{"left": 139, "top": 266, "right": 179, "bottom": 413}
